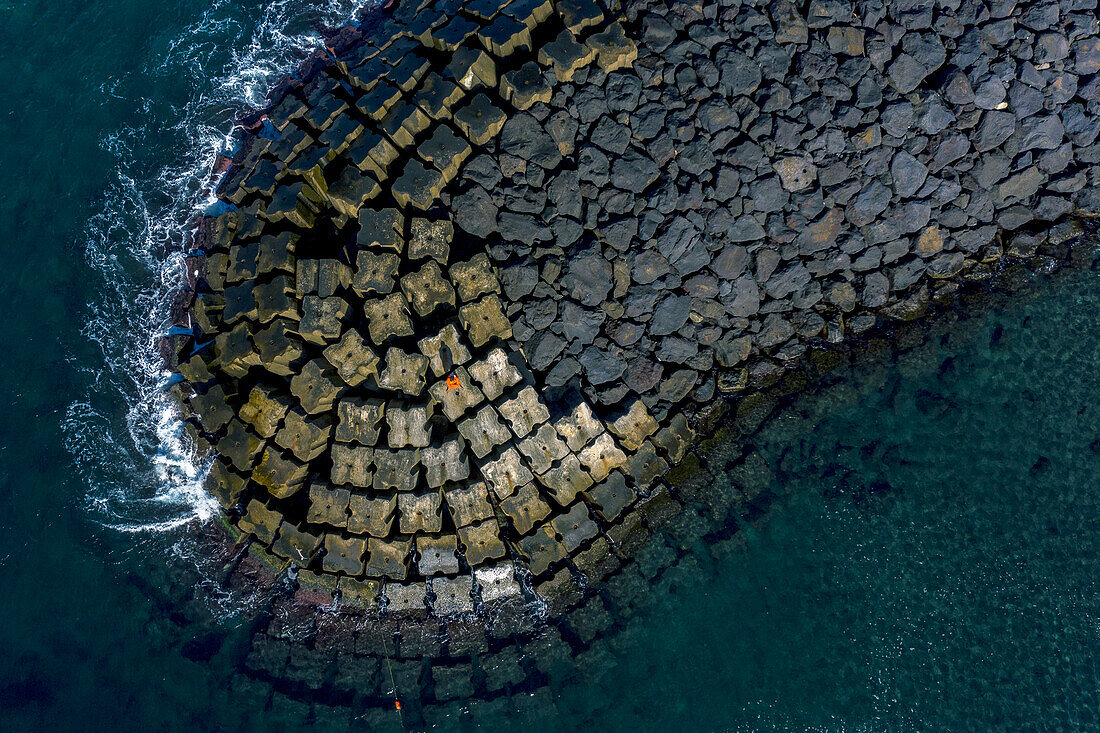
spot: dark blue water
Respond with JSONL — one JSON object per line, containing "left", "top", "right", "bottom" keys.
{"left": 1, "top": 2, "right": 1098, "bottom": 731}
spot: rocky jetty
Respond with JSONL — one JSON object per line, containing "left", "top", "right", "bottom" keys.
{"left": 166, "top": 0, "right": 1100, "bottom": 717}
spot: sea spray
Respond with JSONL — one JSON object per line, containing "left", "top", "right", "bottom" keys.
{"left": 64, "top": 0, "right": 372, "bottom": 570}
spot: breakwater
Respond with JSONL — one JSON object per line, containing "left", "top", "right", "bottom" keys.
{"left": 165, "top": 0, "right": 1100, "bottom": 718}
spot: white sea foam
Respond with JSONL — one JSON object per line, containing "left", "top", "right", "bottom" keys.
{"left": 64, "top": 0, "right": 375, "bottom": 543}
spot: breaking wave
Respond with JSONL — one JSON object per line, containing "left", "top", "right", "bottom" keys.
{"left": 63, "top": 0, "right": 372, "bottom": 537}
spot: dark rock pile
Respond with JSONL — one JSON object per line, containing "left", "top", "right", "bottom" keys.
{"left": 166, "top": 0, "right": 1100, "bottom": 714}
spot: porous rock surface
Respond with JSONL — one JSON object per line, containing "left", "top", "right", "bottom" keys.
{"left": 167, "top": 0, "right": 1100, "bottom": 711}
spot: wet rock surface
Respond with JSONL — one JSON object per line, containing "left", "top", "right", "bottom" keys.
{"left": 168, "top": 0, "right": 1100, "bottom": 716}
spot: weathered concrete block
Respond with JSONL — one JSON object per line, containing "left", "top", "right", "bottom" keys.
{"left": 457, "top": 404, "right": 511, "bottom": 459}
{"left": 652, "top": 413, "right": 695, "bottom": 464}
{"left": 386, "top": 581, "right": 428, "bottom": 615}
{"left": 323, "top": 329, "right": 381, "bottom": 387}
{"left": 422, "top": 437, "right": 471, "bottom": 487}
{"left": 553, "top": 401, "right": 604, "bottom": 452}
{"left": 408, "top": 218, "right": 453, "bottom": 264}
{"left": 347, "top": 494, "right": 397, "bottom": 537}
{"left": 413, "top": 73, "right": 465, "bottom": 121}
{"left": 326, "top": 166, "right": 380, "bottom": 218}
{"left": 583, "top": 470, "right": 635, "bottom": 522}
{"left": 330, "top": 443, "right": 374, "bottom": 487}
{"left": 298, "top": 295, "right": 349, "bottom": 344}
{"left": 365, "top": 537, "right": 412, "bottom": 580}
{"left": 449, "top": 252, "right": 500, "bottom": 302}
{"left": 272, "top": 521, "right": 322, "bottom": 566}
{"left": 480, "top": 446, "right": 535, "bottom": 500}
{"left": 607, "top": 400, "right": 658, "bottom": 451}
{"left": 479, "top": 14, "right": 532, "bottom": 57}
{"left": 323, "top": 534, "right": 367, "bottom": 575}
{"left": 389, "top": 52, "right": 431, "bottom": 92}
{"left": 374, "top": 448, "right": 420, "bottom": 492}
{"left": 559, "top": 0, "right": 603, "bottom": 35}
{"left": 239, "top": 385, "right": 291, "bottom": 438}
{"left": 334, "top": 397, "right": 384, "bottom": 445}
{"left": 468, "top": 347, "right": 522, "bottom": 400}
{"left": 518, "top": 524, "right": 566, "bottom": 575}
{"left": 443, "top": 481, "right": 494, "bottom": 527}
{"left": 386, "top": 402, "right": 434, "bottom": 448}
{"left": 253, "top": 319, "right": 305, "bottom": 377}
{"left": 459, "top": 294, "right": 513, "bottom": 347}
{"left": 454, "top": 93, "right": 507, "bottom": 145}
{"left": 253, "top": 276, "right": 299, "bottom": 323}
{"left": 255, "top": 232, "right": 298, "bottom": 276}
{"left": 538, "top": 28, "right": 595, "bottom": 82}
{"left": 431, "top": 575, "right": 474, "bottom": 615}
{"left": 339, "top": 576, "right": 381, "bottom": 609}
{"left": 457, "top": 518, "right": 507, "bottom": 566}
{"left": 400, "top": 260, "right": 456, "bottom": 316}
{"left": 578, "top": 432, "right": 626, "bottom": 481}
{"left": 356, "top": 207, "right": 404, "bottom": 252}
{"left": 217, "top": 419, "right": 266, "bottom": 472}
{"left": 290, "top": 358, "right": 345, "bottom": 414}
{"left": 417, "top": 534, "right": 460, "bottom": 575}
{"left": 446, "top": 47, "right": 497, "bottom": 92}
{"left": 380, "top": 102, "right": 431, "bottom": 149}
{"left": 214, "top": 322, "right": 262, "bottom": 378}
{"left": 587, "top": 21, "right": 637, "bottom": 72}
{"left": 392, "top": 159, "right": 445, "bottom": 211}
{"left": 346, "top": 130, "right": 399, "bottom": 179}
{"left": 275, "top": 408, "right": 333, "bottom": 461}
{"left": 364, "top": 293, "right": 414, "bottom": 345}
{"left": 266, "top": 181, "right": 319, "bottom": 228}
{"left": 500, "top": 62, "right": 552, "bottom": 110}
{"left": 379, "top": 347, "right": 430, "bottom": 396}
{"left": 306, "top": 484, "right": 351, "bottom": 527}
{"left": 238, "top": 499, "right": 282, "bottom": 544}
{"left": 505, "top": 0, "right": 553, "bottom": 28}
{"left": 352, "top": 249, "right": 400, "bottom": 296}
{"left": 498, "top": 385, "right": 550, "bottom": 438}
{"left": 191, "top": 292, "right": 225, "bottom": 334}
{"left": 420, "top": 125, "right": 472, "bottom": 184}
{"left": 399, "top": 491, "right": 444, "bottom": 534}
{"left": 419, "top": 324, "right": 472, "bottom": 378}
{"left": 205, "top": 458, "right": 248, "bottom": 509}
{"left": 318, "top": 113, "right": 364, "bottom": 156}
{"left": 552, "top": 501, "right": 598, "bottom": 552}
{"left": 221, "top": 281, "right": 259, "bottom": 325}
{"left": 429, "top": 366, "right": 485, "bottom": 421}
{"left": 226, "top": 242, "right": 259, "bottom": 283}
{"left": 538, "top": 453, "right": 594, "bottom": 506}
{"left": 517, "top": 423, "right": 569, "bottom": 474}
{"left": 623, "top": 442, "right": 668, "bottom": 490}
{"left": 473, "top": 563, "right": 522, "bottom": 603}
{"left": 499, "top": 483, "right": 551, "bottom": 534}
{"left": 355, "top": 80, "right": 401, "bottom": 121}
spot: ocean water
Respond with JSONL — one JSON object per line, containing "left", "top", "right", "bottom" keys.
{"left": 1, "top": 1, "right": 1098, "bottom": 731}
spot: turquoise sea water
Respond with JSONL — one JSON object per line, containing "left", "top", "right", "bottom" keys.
{"left": 1, "top": 2, "right": 1098, "bottom": 730}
